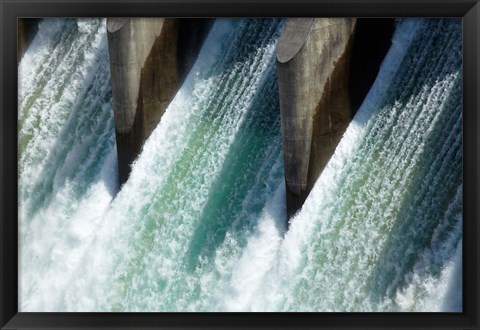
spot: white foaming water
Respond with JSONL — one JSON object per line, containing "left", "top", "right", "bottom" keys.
{"left": 221, "top": 18, "right": 462, "bottom": 312}
{"left": 19, "top": 19, "right": 117, "bottom": 311}
{"left": 19, "top": 18, "right": 462, "bottom": 312}
{"left": 20, "top": 18, "right": 286, "bottom": 311}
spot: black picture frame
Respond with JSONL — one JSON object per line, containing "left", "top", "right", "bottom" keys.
{"left": 1, "top": 0, "right": 479, "bottom": 329}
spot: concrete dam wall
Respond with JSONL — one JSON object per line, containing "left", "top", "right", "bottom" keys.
{"left": 107, "top": 18, "right": 212, "bottom": 185}
{"left": 277, "top": 18, "right": 394, "bottom": 220}
{"left": 277, "top": 18, "right": 357, "bottom": 219}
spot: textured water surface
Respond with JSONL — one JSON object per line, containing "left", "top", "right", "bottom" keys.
{"left": 19, "top": 18, "right": 462, "bottom": 312}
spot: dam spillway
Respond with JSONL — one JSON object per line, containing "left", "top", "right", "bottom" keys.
{"left": 18, "top": 18, "right": 462, "bottom": 312}
{"left": 19, "top": 16, "right": 393, "bottom": 217}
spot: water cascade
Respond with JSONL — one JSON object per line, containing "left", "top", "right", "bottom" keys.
{"left": 19, "top": 18, "right": 462, "bottom": 312}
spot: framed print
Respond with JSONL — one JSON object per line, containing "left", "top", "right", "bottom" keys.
{"left": 1, "top": 0, "right": 479, "bottom": 329}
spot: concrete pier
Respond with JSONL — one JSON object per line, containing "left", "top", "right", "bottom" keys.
{"left": 107, "top": 18, "right": 212, "bottom": 185}
{"left": 277, "top": 18, "right": 357, "bottom": 220}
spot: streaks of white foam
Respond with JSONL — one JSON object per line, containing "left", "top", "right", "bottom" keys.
{"left": 19, "top": 19, "right": 117, "bottom": 311}
{"left": 219, "top": 182, "right": 286, "bottom": 312}
{"left": 217, "top": 19, "right": 462, "bottom": 313}
{"left": 216, "top": 18, "right": 425, "bottom": 312}
{"left": 58, "top": 19, "right": 285, "bottom": 312}
{"left": 395, "top": 241, "right": 462, "bottom": 312}
{"left": 19, "top": 18, "right": 462, "bottom": 313}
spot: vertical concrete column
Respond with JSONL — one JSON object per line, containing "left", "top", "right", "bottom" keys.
{"left": 277, "top": 18, "right": 356, "bottom": 221}
{"left": 107, "top": 18, "right": 179, "bottom": 185}
{"left": 107, "top": 18, "right": 213, "bottom": 186}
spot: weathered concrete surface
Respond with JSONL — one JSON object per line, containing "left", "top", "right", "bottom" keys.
{"left": 18, "top": 18, "right": 41, "bottom": 63}
{"left": 277, "top": 18, "right": 357, "bottom": 220}
{"left": 107, "top": 18, "right": 212, "bottom": 185}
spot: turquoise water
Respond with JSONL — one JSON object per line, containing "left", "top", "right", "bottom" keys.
{"left": 19, "top": 18, "right": 462, "bottom": 312}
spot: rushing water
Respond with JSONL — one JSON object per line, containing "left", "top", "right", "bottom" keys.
{"left": 18, "top": 18, "right": 462, "bottom": 312}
